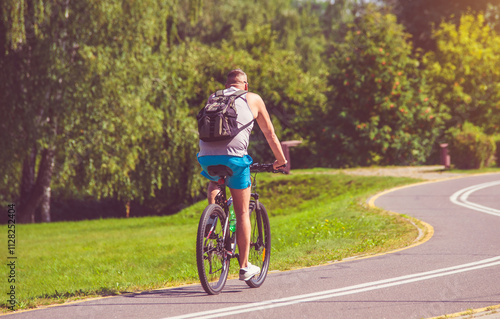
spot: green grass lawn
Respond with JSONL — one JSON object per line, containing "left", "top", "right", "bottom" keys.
{"left": 445, "top": 167, "right": 500, "bottom": 174}
{"left": 2, "top": 170, "right": 424, "bottom": 311}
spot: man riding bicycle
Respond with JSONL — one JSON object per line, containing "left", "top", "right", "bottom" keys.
{"left": 197, "top": 69, "right": 287, "bottom": 281}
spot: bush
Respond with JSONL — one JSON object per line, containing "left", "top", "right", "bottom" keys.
{"left": 318, "top": 5, "right": 443, "bottom": 167}
{"left": 495, "top": 136, "right": 500, "bottom": 167}
{"left": 447, "top": 122, "right": 496, "bottom": 169}
{"left": 423, "top": 14, "right": 500, "bottom": 135}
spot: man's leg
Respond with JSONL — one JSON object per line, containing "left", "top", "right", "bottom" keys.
{"left": 230, "top": 186, "right": 252, "bottom": 268}
{"left": 207, "top": 181, "right": 219, "bottom": 204}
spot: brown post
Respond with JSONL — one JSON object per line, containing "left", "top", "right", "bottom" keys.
{"left": 440, "top": 143, "right": 451, "bottom": 169}
{"left": 280, "top": 140, "right": 302, "bottom": 174}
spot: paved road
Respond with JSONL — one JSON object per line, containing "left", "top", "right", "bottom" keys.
{"left": 4, "top": 173, "right": 500, "bottom": 319}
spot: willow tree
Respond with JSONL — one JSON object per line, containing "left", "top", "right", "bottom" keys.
{"left": 0, "top": 0, "right": 80, "bottom": 222}
{"left": 0, "top": 0, "right": 203, "bottom": 222}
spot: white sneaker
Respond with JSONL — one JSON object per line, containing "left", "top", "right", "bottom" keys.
{"left": 239, "top": 263, "right": 260, "bottom": 281}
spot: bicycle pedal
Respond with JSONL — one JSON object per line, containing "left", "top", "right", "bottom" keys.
{"left": 226, "top": 251, "right": 239, "bottom": 259}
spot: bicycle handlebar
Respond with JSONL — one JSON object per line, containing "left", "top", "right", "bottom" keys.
{"left": 249, "top": 163, "right": 287, "bottom": 174}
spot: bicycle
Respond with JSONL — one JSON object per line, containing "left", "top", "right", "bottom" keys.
{"left": 196, "top": 163, "right": 285, "bottom": 295}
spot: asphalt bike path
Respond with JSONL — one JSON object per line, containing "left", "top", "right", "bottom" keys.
{"left": 3, "top": 173, "right": 500, "bottom": 318}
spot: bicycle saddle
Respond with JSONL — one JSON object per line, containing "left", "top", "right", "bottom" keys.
{"left": 207, "top": 165, "right": 233, "bottom": 177}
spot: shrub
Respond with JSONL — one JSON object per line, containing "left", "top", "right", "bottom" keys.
{"left": 319, "top": 5, "right": 443, "bottom": 167}
{"left": 447, "top": 122, "right": 496, "bottom": 169}
{"left": 495, "top": 136, "right": 500, "bottom": 167}
{"left": 423, "top": 14, "right": 500, "bottom": 135}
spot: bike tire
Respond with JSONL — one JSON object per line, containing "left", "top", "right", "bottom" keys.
{"left": 196, "top": 204, "right": 230, "bottom": 295}
{"left": 246, "top": 201, "right": 271, "bottom": 288}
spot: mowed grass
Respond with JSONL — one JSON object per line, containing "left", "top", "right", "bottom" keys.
{"left": 2, "top": 170, "right": 424, "bottom": 311}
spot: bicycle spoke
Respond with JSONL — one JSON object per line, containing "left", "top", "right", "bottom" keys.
{"left": 197, "top": 204, "right": 230, "bottom": 294}
{"left": 246, "top": 202, "right": 271, "bottom": 288}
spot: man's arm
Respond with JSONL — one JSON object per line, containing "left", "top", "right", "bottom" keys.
{"left": 247, "top": 93, "right": 287, "bottom": 168}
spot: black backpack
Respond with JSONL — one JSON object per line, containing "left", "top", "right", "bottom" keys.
{"left": 197, "top": 89, "right": 247, "bottom": 142}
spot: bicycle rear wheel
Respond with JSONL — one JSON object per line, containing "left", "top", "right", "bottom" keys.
{"left": 196, "top": 204, "right": 230, "bottom": 295}
{"left": 246, "top": 201, "right": 271, "bottom": 288}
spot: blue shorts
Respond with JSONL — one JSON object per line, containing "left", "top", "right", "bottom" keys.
{"left": 197, "top": 154, "right": 253, "bottom": 189}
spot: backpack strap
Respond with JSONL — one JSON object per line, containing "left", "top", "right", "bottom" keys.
{"left": 230, "top": 89, "right": 247, "bottom": 98}
{"left": 230, "top": 90, "right": 255, "bottom": 124}
{"left": 213, "top": 89, "right": 247, "bottom": 98}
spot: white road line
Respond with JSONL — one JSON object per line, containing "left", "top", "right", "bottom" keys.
{"left": 450, "top": 180, "right": 500, "bottom": 217}
{"left": 164, "top": 256, "right": 500, "bottom": 319}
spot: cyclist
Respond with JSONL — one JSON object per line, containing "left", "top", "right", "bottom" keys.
{"left": 197, "top": 69, "right": 287, "bottom": 281}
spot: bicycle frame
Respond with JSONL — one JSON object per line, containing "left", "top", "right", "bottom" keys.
{"left": 213, "top": 175, "right": 263, "bottom": 261}
{"left": 213, "top": 178, "right": 238, "bottom": 258}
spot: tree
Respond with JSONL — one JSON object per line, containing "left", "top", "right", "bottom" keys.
{"left": 319, "top": 4, "right": 443, "bottom": 167}
{"left": 1, "top": 0, "right": 82, "bottom": 222}
{"left": 423, "top": 14, "right": 500, "bottom": 135}
{"left": 384, "top": 0, "right": 495, "bottom": 51}
{"left": 0, "top": 0, "right": 204, "bottom": 222}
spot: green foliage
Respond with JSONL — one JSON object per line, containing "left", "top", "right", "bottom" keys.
{"left": 423, "top": 14, "right": 500, "bottom": 136}
{"left": 0, "top": 0, "right": 204, "bottom": 215}
{"left": 384, "top": 0, "right": 496, "bottom": 50}
{"left": 317, "top": 4, "right": 442, "bottom": 167}
{"left": 59, "top": 2, "right": 205, "bottom": 211}
{"left": 495, "top": 136, "right": 500, "bottom": 167}
{"left": 447, "top": 122, "right": 496, "bottom": 169}
{"left": 1, "top": 0, "right": 93, "bottom": 208}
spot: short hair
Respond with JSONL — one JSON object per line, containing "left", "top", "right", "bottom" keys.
{"left": 226, "top": 69, "right": 247, "bottom": 86}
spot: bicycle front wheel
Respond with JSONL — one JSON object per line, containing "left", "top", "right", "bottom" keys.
{"left": 246, "top": 201, "right": 271, "bottom": 288}
{"left": 196, "top": 204, "right": 230, "bottom": 295}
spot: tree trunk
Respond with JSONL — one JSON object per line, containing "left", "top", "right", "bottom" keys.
{"left": 19, "top": 146, "right": 37, "bottom": 220}
{"left": 39, "top": 186, "right": 52, "bottom": 223}
{"left": 18, "top": 147, "right": 55, "bottom": 223}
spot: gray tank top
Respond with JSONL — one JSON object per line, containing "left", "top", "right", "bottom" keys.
{"left": 198, "top": 87, "right": 255, "bottom": 157}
